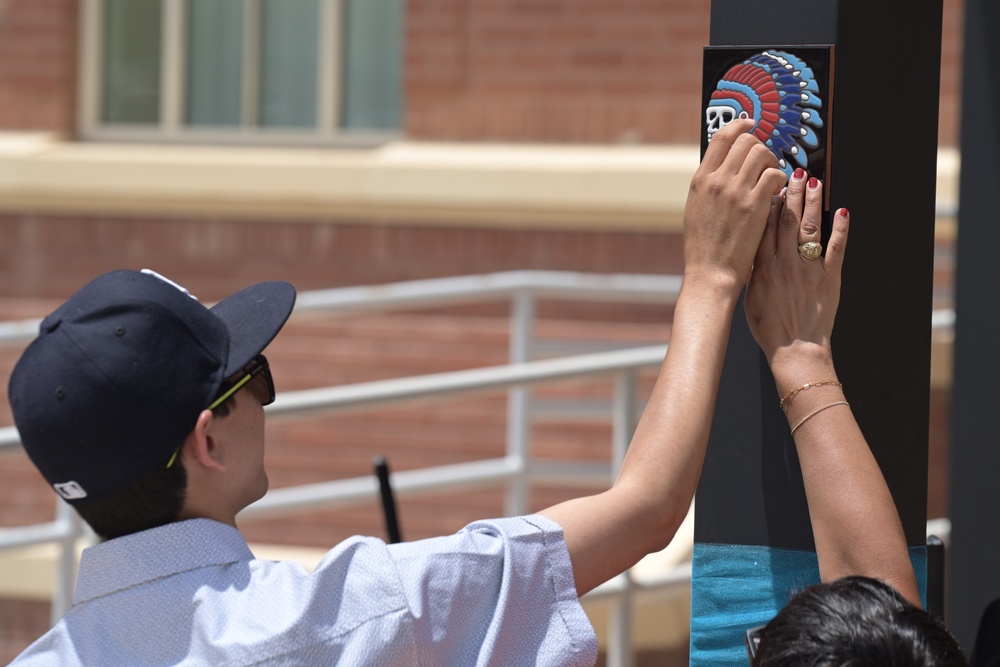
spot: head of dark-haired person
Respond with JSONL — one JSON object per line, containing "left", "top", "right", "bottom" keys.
{"left": 8, "top": 269, "right": 295, "bottom": 541}
{"left": 753, "top": 576, "right": 968, "bottom": 667}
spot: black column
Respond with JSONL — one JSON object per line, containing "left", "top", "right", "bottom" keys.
{"left": 947, "top": 0, "right": 1000, "bottom": 650}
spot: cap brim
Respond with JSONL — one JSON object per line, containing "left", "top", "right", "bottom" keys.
{"left": 209, "top": 281, "right": 296, "bottom": 377}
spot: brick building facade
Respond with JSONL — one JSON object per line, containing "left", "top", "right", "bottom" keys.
{"left": 0, "top": 0, "right": 966, "bottom": 145}
{"left": 0, "top": 1, "right": 965, "bottom": 662}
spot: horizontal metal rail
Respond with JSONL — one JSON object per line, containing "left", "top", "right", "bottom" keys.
{"left": 266, "top": 344, "right": 666, "bottom": 418}
{"left": 0, "top": 271, "right": 683, "bottom": 347}
{"left": 0, "top": 344, "right": 665, "bottom": 459}
{"left": 0, "top": 269, "right": 956, "bottom": 350}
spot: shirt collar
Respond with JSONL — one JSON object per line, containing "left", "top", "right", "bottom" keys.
{"left": 74, "top": 518, "right": 254, "bottom": 605}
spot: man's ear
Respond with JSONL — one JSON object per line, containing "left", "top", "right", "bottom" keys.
{"left": 183, "top": 409, "right": 227, "bottom": 473}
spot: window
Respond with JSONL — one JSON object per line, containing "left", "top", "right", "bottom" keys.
{"left": 79, "top": 0, "right": 404, "bottom": 143}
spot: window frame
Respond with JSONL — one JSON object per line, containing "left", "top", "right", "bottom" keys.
{"left": 77, "top": 0, "right": 400, "bottom": 146}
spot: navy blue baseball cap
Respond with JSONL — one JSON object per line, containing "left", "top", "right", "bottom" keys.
{"left": 8, "top": 269, "right": 296, "bottom": 505}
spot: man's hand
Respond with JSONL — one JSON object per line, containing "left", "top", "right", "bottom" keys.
{"left": 683, "top": 119, "right": 787, "bottom": 291}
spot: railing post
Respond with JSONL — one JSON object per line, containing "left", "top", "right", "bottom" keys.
{"left": 612, "top": 370, "right": 637, "bottom": 474}
{"left": 505, "top": 288, "right": 534, "bottom": 517}
{"left": 51, "top": 501, "right": 82, "bottom": 625}
{"left": 606, "top": 575, "right": 634, "bottom": 667}
{"left": 607, "top": 370, "right": 638, "bottom": 667}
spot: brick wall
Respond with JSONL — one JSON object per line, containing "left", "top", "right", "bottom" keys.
{"left": 0, "top": 0, "right": 77, "bottom": 135}
{"left": 939, "top": 0, "right": 965, "bottom": 147}
{"left": 0, "top": 598, "right": 49, "bottom": 665}
{"left": 0, "top": 0, "right": 965, "bottom": 145}
{"left": 0, "top": 213, "right": 687, "bottom": 299}
{"left": 404, "top": 0, "right": 965, "bottom": 146}
{"left": 404, "top": 0, "right": 709, "bottom": 143}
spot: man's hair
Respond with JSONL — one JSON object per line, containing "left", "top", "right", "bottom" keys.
{"left": 73, "top": 456, "right": 188, "bottom": 541}
{"left": 74, "top": 400, "right": 233, "bottom": 540}
{"left": 753, "top": 576, "right": 968, "bottom": 667}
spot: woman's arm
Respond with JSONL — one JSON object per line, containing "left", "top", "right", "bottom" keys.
{"left": 744, "top": 171, "right": 921, "bottom": 607}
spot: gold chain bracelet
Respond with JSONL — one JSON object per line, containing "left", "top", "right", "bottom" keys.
{"left": 779, "top": 380, "right": 842, "bottom": 412}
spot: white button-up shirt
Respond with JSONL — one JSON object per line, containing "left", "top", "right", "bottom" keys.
{"left": 12, "top": 516, "right": 597, "bottom": 666}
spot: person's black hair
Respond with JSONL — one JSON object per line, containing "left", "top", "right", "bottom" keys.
{"left": 73, "top": 399, "right": 233, "bottom": 540}
{"left": 753, "top": 575, "right": 968, "bottom": 667}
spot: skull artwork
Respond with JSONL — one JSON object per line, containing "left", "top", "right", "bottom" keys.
{"left": 705, "top": 101, "right": 750, "bottom": 143}
{"left": 705, "top": 50, "right": 824, "bottom": 177}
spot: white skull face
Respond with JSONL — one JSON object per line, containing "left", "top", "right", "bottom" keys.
{"left": 705, "top": 102, "right": 750, "bottom": 142}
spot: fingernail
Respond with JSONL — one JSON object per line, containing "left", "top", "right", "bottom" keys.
{"left": 793, "top": 168, "right": 805, "bottom": 180}
{"left": 838, "top": 207, "right": 849, "bottom": 217}
{"left": 808, "top": 177, "right": 819, "bottom": 189}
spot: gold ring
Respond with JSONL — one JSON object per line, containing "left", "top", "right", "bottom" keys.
{"left": 798, "top": 242, "right": 822, "bottom": 261}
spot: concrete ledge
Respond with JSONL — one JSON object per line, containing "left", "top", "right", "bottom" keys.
{"left": 0, "top": 133, "right": 699, "bottom": 231}
{"left": 0, "top": 134, "right": 960, "bottom": 232}
{"left": 0, "top": 133, "right": 961, "bottom": 233}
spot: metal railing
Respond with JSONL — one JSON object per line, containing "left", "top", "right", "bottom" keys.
{"left": 0, "top": 270, "right": 957, "bottom": 667}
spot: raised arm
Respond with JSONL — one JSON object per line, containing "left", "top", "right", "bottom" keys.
{"left": 539, "top": 119, "right": 786, "bottom": 596}
{"left": 743, "top": 171, "right": 921, "bottom": 607}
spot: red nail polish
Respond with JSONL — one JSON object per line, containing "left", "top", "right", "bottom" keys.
{"left": 808, "top": 177, "right": 819, "bottom": 189}
{"left": 793, "top": 168, "right": 805, "bottom": 179}
{"left": 838, "top": 207, "right": 849, "bottom": 217}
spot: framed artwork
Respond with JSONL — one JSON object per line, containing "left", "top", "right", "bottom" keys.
{"left": 701, "top": 46, "right": 834, "bottom": 210}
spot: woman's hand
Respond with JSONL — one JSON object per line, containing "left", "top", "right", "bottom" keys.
{"left": 683, "top": 119, "right": 787, "bottom": 293}
{"left": 745, "top": 178, "right": 922, "bottom": 606}
{"left": 744, "top": 170, "right": 849, "bottom": 378}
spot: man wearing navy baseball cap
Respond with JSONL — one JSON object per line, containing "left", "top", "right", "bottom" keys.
{"left": 9, "top": 268, "right": 295, "bottom": 536}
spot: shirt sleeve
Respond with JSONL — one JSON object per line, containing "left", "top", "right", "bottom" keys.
{"left": 385, "top": 514, "right": 598, "bottom": 667}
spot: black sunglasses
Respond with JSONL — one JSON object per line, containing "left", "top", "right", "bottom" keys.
{"left": 207, "top": 354, "right": 275, "bottom": 411}
{"left": 165, "top": 355, "right": 275, "bottom": 469}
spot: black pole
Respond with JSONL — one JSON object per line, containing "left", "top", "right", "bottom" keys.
{"left": 947, "top": 0, "right": 1000, "bottom": 649}
{"left": 374, "top": 455, "right": 403, "bottom": 544}
{"left": 693, "top": 2, "right": 942, "bottom": 661}
{"left": 926, "top": 535, "right": 946, "bottom": 620}
{"left": 698, "top": 0, "right": 941, "bottom": 553}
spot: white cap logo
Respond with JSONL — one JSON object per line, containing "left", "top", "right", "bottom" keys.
{"left": 141, "top": 268, "right": 199, "bottom": 301}
{"left": 53, "top": 481, "right": 88, "bottom": 500}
